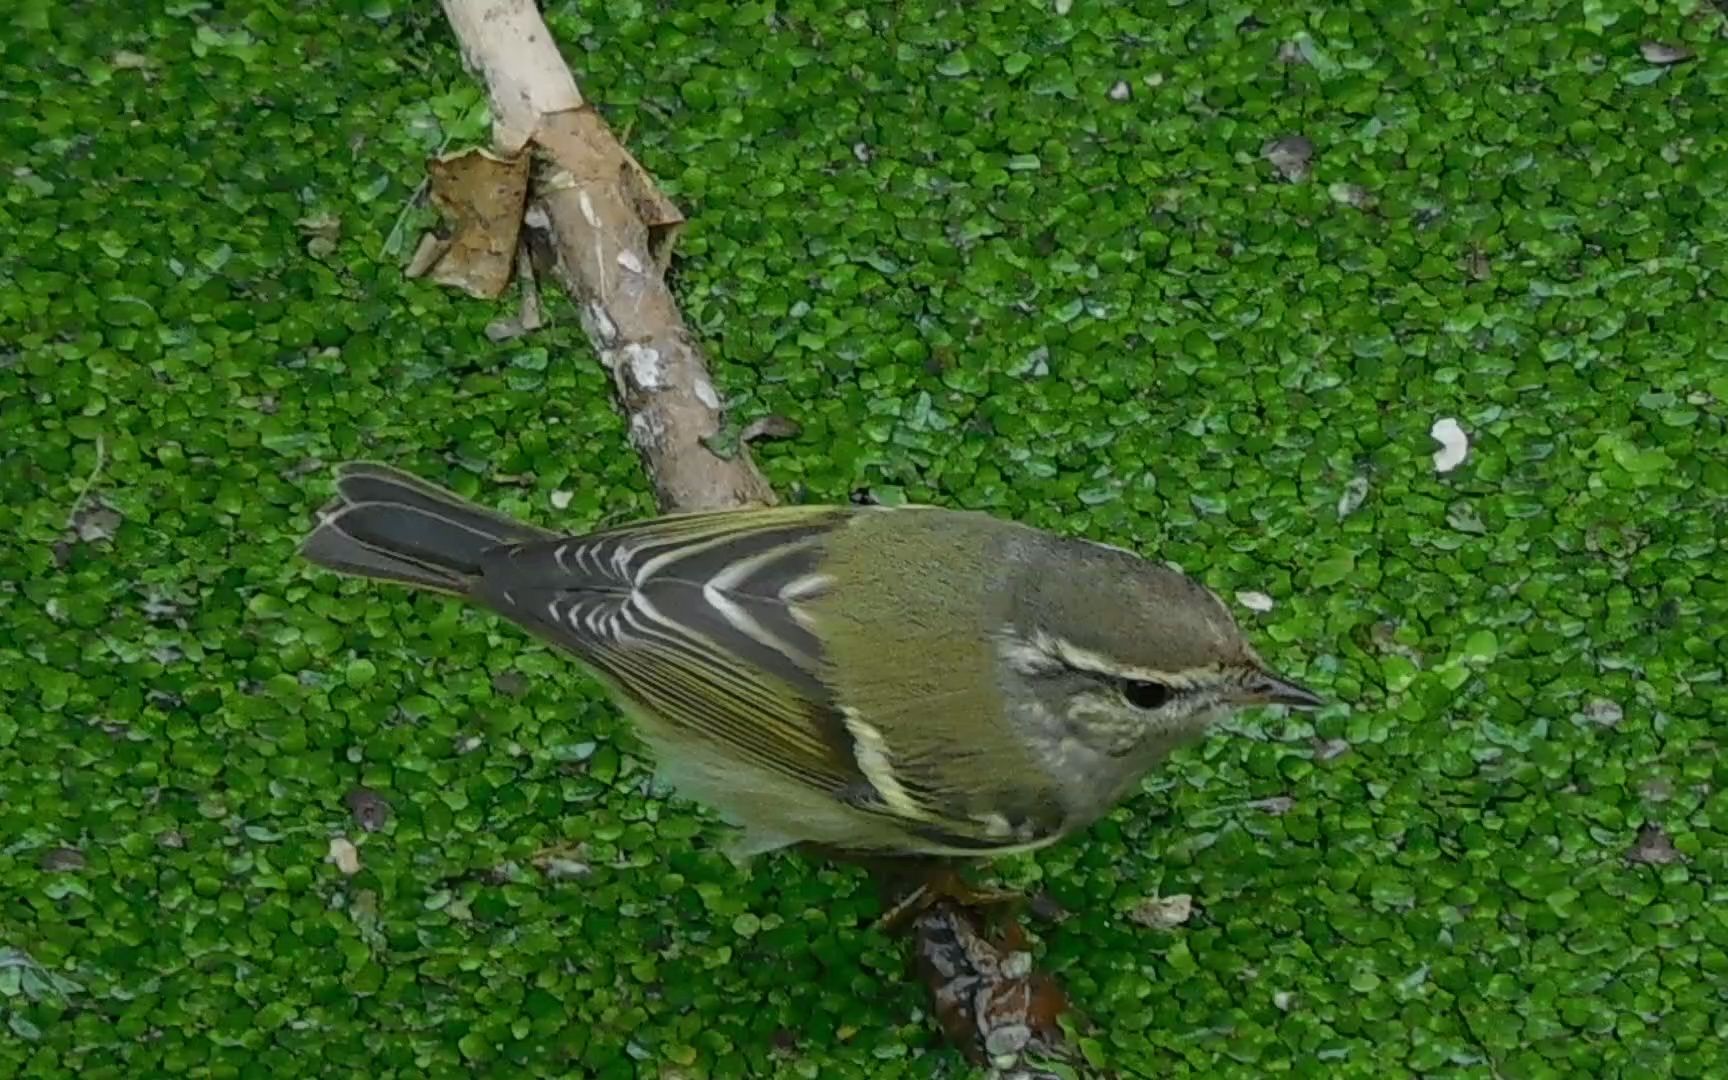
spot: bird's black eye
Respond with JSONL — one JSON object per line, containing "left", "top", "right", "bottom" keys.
{"left": 1121, "top": 679, "right": 1173, "bottom": 710}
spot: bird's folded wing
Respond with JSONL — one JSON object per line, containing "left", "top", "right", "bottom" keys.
{"left": 476, "top": 506, "right": 880, "bottom": 804}
{"left": 474, "top": 504, "right": 1061, "bottom": 852}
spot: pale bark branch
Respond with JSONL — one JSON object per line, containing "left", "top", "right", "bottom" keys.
{"left": 438, "top": 0, "right": 777, "bottom": 513}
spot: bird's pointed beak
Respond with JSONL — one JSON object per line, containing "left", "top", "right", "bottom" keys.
{"left": 1235, "top": 668, "right": 1325, "bottom": 709}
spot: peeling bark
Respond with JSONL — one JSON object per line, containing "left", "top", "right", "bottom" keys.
{"left": 439, "top": 0, "right": 775, "bottom": 512}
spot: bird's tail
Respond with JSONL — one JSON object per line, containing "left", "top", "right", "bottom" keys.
{"left": 299, "top": 462, "right": 556, "bottom": 595}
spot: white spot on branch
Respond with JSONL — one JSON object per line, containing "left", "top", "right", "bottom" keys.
{"left": 621, "top": 342, "right": 665, "bottom": 391}
{"left": 629, "top": 411, "right": 663, "bottom": 450}
{"left": 692, "top": 378, "right": 720, "bottom": 410}
{"left": 584, "top": 302, "right": 617, "bottom": 345}
{"left": 615, "top": 249, "right": 644, "bottom": 274}
{"left": 578, "top": 190, "right": 599, "bottom": 227}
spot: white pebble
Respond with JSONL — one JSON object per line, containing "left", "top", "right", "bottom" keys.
{"left": 1236, "top": 590, "right": 1275, "bottom": 613}
{"left": 615, "top": 249, "right": 644, "bottom": 274}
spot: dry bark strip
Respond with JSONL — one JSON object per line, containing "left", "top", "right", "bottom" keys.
{"left": 439, "top": 0, "right": 776, "bottom": 513}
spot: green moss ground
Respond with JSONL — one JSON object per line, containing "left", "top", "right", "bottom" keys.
{"left": 4, "top": 1, "right": 1727, "bottom": 1076}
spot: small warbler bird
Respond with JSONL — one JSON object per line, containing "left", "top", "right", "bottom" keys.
{"left": 300, "top": 462, "right": 1321, "bottom": 862}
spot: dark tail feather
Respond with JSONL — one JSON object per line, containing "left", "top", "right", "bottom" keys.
{"left": 299, "top": 462, "right": 556, "bottom": 595}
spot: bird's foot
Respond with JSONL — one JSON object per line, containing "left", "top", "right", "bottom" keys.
{"left": 875, "top": 863, "right": 1023, "bottom": 935}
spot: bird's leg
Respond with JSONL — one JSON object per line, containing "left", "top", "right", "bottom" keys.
{"left": 800, "top": 846, "right": 1081, "bottom": 1069}
{"left": 794, "top": 847, "right": 1021, "bottom": 933}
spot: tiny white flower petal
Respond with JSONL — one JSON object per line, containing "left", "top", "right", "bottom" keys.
{"left": 550, "top": 490, "right": 573, "bottom": 510}
{"left": 1129, "top": 893, "right": 1194, "bottom": 930}
{"left": 1582, "top": 698, "right": 1623, "bottom": 726}
{"left": 1337, "top": 475, "right": 1370, "bottom": 518}
{"left": 1430, "top": 417, "right": 1469, "bottom": 473}
{"left": 328, "top": 836, "right": 361, "bottom": 876}
{"left": 1236, "top": 590, "right": 1275, "bottom": 613}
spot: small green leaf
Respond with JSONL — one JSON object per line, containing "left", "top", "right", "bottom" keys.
{"left": 681, "top": 79, "right": 714, "bottom": 110}
{"left": 590, "top": 743, "right": 620, "bottom": 784}
{"left": 1461, "top": 630, "right": 1499, "bottom": 664}
{"left": 256, "top": 1000, "right": 295, "bottom": 1029}
{"left": 937, "top": 51, "right": 971, "bottom": 77}
{"left": 345, "top": 658, "right": 378, "bottom": 689}
{"left": 458, "top": 1031, "right": 490, "bottom": 1061}
{"left": 1380, "top": 655, "right": 1419, "bottom": 693}
{"left": 1310, "top": 551, "right": 1356, "bottom": 588}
